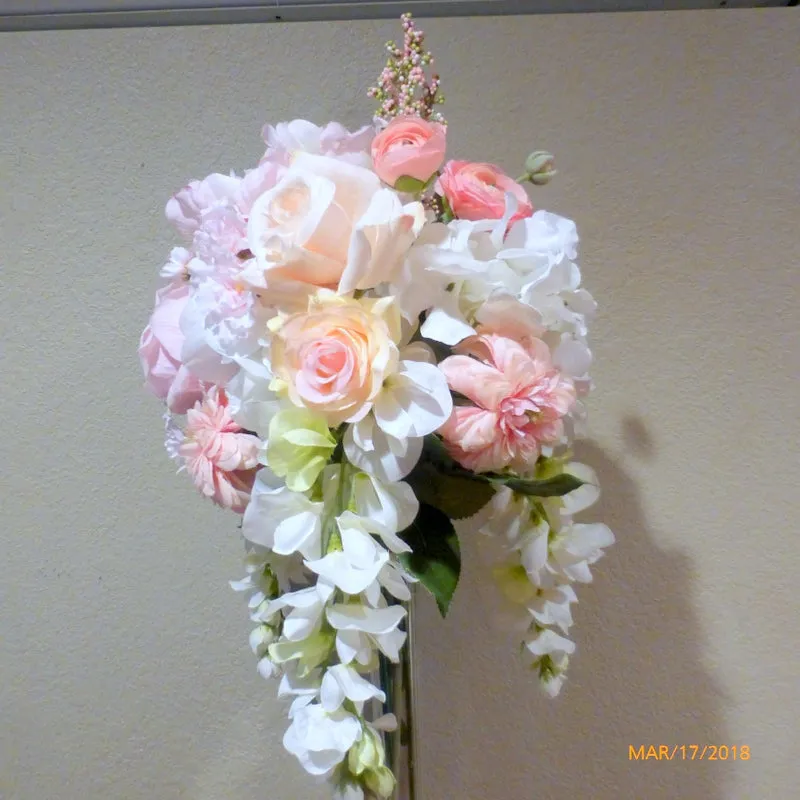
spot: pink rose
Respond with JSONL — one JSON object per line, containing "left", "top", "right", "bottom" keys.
{"left": 138, "top": 280, "right": 205, "bottom": 414}
{"left": 438, "top": 334, "right": 575, "bottom": 474}
{"left": 179, "top": 388, "right": 261, "bottom": 514}
{"left": 437, "top": 161, "right": 533, "bottom": 224}
{"left": 370, "top": 117, "right": 447, "bottom": 188}
{"left": 270, "top": 292, "right": 400, "bottom": 426}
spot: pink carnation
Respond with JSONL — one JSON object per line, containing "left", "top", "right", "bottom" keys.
{"left": 179, "top": 388, "right": 261, "bottom": 513}
{"left": 138, "top": 280, "right": 205, "bottom": 414}
{"left": 438, "top": 334, "right": 575, "bottom": 474}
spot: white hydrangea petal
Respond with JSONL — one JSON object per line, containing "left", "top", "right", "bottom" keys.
{"left": 419, "top": 296, "right": 475, "bottom": 345}
{"left": 553, "top": 336, "right": 592, "bottom": 378}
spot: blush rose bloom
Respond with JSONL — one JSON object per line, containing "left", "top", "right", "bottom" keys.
{"left": 138, "top": 280, "right": 205, "bottom": 414}
{"left": 438, "top": 333, "right": 575, "bottom": 473}
{"left": 269, "top": 291, "right": 401, "bottom": 427}
{"left": 370, "top": 117, "right": 447, "bottom": 188}
{"left": 179, "top": 387, "right": 261, "bottom": 513}
{"left": 243, "top": 153, "right": 424, "bottom": 303}
{"left": 437, "top": 161, "right": 533, "bottom": 224}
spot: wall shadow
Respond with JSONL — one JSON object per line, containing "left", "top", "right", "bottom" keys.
{"left": 415, "top": 431, "right": 731, "bottom": 799}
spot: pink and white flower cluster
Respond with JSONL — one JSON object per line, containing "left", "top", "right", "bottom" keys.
{"left": 139, "top": 14, "right": 612, "bottom": 800}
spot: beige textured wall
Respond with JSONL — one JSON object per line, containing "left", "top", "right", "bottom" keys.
{"left": 2, "top": 9, "right": 799, "bottom": 799}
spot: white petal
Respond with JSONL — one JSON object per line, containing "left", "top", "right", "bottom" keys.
{"left": 373, "top": 360, "right": 453, "bottom": 439}
{"left": 344, "top": 414, "right": 423, "bottom": 482}
{"left": 273, "top": 510, "right": 322, "bottom": 559}
{"left": 320, "top": 670, "right": 346, "bottom": 712}
{"left": 327, "top": 603, "right": 406, "bottom": 635}
{"left": 305, "top": 550, "right": 388, "bottom": 595}
{"left": 553, "top": 336, "right": 592, "bottom": 378}
{"left": 526, "top": 628, "right": 576, "bottom": 657}
{"left": 420, "top": 298, "right": 475, "bottom": 345}
{"left": 375, "top": 627, "right": 407, "bottom": 661}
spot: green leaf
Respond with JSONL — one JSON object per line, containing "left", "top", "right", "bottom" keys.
{"left": 497, "top": 473, "right": 585, "bottom": 497}
{"left": 406, "top": 463, "right": 495, "bottom": 520}
{"left": 398, "top": 503, "right": 461, "bottom": 617}
{"left": 393, "top": 175, "right": 427, "bottom": 193}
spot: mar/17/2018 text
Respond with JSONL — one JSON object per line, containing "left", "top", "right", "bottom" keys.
{"left": 629, "top": 745, "right": 750, "bottom": 761}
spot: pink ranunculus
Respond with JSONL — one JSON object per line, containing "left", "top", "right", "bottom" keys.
{"left": 138, "top": 280, "right": 205, "bottom": 414}
{"left": 437, "top": 334, "right": 575, "bottom": 474}
{"left": 436, "top": 161, "right": 533, "bottom": 224}
{"left": 370, "top": 117, "right": 447, "bottom": 188}
{"left": 179, "top": 387, "right": 261, "bottom": 513}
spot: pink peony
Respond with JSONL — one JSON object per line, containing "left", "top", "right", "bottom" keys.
{"left": 370, "top": 117, "right": 447, "bottom": 188}
{"left": 436, "top": 161, "right": 533, "bottom": 224}
{"left": 179, "top": 387, "right": 261, "bottom": 513}
{"left": 438, "top": 334, "right": 575, "bottom": 474}
{"left": 261, "top": 119, "right": 375, "bottom": 169}
{"left": 165, "top": 173, "right": 242, "bottom": 239}
{"left": 138, "top": 280, "right": 205, "bottom": 414}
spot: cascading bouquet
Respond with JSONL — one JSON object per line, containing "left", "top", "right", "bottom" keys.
{"left": 138, "top": 13, "right": 614, "bottom": 799}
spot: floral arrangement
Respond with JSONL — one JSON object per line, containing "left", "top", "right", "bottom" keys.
{"left": 139, "top": 14, "right": 614, "bottom": 799}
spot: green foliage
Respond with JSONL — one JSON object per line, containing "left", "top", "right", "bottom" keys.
{"left": 398, "top": 503, "right": 461, "bottom": 617}
{"left": 499, "top": 473, "right": 585, "bottom": 497}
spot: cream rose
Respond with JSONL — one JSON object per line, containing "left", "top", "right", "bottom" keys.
{"left": 244, "top": 153, "right": 424, "bottom": 303}
{"left": 269, "top": 291, "right": 402, "bottom": 426}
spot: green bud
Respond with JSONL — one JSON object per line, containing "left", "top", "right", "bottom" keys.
{"left": 267, "top": 627, "right": 335, "bottom": 678}
{"left": 363, "top": 765, "right": 396, "bottom": 798}
{"left": 522, "top": 150, "right": 557, "bottom": 185}
{"left": 348, "top": 727, "right": 385, "bottom": 776}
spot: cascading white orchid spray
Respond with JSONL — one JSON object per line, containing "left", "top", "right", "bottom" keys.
{"left": 138, "top": 13, "right": 614, "bottom": 799}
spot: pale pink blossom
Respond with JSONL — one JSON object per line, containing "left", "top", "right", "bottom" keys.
{"left": 179, "top": 387, "right": 261, "bottom": 513}
{"left": 370, "top": 117, "right": 446, "bottom": 187}
{"left": 437, "top": 161, "right": 533, "bottom": 225}
{"left": 165, "top": 173, "right": 241, "bottom": 239}
{"left": 138, "top": 280, "right": 205, "bottom": 414}
{"left": 261, "top": 119, "right": 375, "bottom": 169}
{"left": 438, "top": 334, "right": 575, "bottom": 473}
